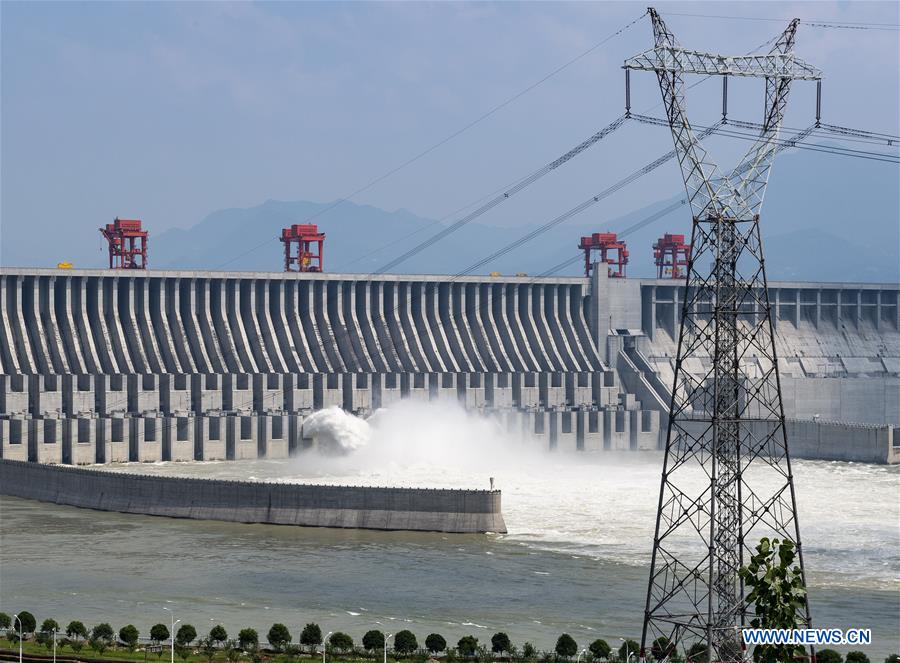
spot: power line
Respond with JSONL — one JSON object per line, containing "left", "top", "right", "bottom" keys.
{"left": 661, "top": 11, "right": 900, "bottom": 30}
{"left": 214, "top": 11, "right": 648, "bottom": 269}
{"left": 632, "top": 114, "right": 900, "bottom": 164}
{"left": 375, "top": 115, "right": 628, "bottom": 274}
{"left": 456, "top": 122, "right": 724, "bottom": 277}
{"left": 724, "top": 118, "right": 900, "bottom": 145}
{"left": 538, "top": 198, "right": 687, "bottom": 277}
{"left": 817, "top": 122, "right": 900, "bottom": 143}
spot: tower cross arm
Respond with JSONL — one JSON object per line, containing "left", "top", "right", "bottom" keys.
{"left": 624, "top": 47, "right": 821, "bottom": 80}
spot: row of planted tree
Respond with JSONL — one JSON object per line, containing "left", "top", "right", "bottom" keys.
{"left": 0, "top": 612, "right": 888, "bottom": 663}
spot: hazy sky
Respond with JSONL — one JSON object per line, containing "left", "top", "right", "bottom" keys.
{"left": 2, "top": 1, "right": 898, "bottom": 264}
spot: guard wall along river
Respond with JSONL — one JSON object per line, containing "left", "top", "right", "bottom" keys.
{"left": 0, "top": 459, "right": 506, "bottom": 533}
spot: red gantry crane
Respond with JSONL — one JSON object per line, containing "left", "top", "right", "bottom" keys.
{"left": 280, "top": 224, "right": 325, "bottom": 272}
{"left": 578, "top": 232, "right": 628, "bottom": 278}
{"left": 652, "top": 232, "right": 691, "bottom": 279}
{"left": 99, "top": 218, "right": 148, "bottom": 269}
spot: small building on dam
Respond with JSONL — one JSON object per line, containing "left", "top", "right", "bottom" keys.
{"left": 0, "top": 266, "right": 897, "bottom": 464}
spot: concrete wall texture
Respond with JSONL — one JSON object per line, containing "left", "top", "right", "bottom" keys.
{"left": 0, "top": 459, "right": 507, "bottom": 533}
{"left": 0, "top": 267, "right": 897, "bottom": 464}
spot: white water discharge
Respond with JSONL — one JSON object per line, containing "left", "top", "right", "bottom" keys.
{"left": 121, "top": 400, "right": 900, "bottom": 592}
{"left": 298, "top": 400, "right": 543, "bottom": 471}
{"left": 3, "top": 399, "right": 898, "bottom": 656}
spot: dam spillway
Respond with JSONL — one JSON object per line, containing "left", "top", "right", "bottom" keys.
{"left": 0, "top": 267, "right": 898, "bottom": 464}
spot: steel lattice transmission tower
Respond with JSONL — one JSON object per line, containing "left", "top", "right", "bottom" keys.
{"left": 624, "top": 8, "right": 822, "bottom": 662}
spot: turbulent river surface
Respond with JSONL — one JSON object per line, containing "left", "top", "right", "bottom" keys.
{"left": 1, "top": 403, "right": 898, "bottom": 656}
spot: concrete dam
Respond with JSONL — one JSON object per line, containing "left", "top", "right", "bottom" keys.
{"left": 0, "top": 266, "right": 898, "bottom": 464}
{"left": 0, "top": 459, "right": 507, "bottom": 533}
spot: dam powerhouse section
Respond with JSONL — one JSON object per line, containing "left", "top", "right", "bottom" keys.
{"left": 0, "top": 267, "right": 897, "bottom": 464}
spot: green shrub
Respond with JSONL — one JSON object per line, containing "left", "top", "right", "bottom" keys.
{"left": 209, "top": 625, "right": 228, "bottom": 648}
{"left": 300, "top": 624, "right": 323, "bottom": 653}
{"left": 458, "top": 636, "right": 479, "bottom": 658}
{"left": 150, "top": 624, "right": 170, "bottom": 645}
{"left": 426, "top": 634, "right": 447, "bottom": 654}
{"left": 589, "top": 640, "right": 611, "bottom": 660}
{"left": 817, "top": 649, "right": 842, "bottom": 663}
{"left": 618, "top": 640, "right": 639, "bottom": 662}
{"left": 394, "top": 631, "right": 418, "bottom": 656}
{"left": 555, "top": 634, "right": 577, "bottom": 659}
{"left": 177, "top": 625, "right": 198, "bottom": 647}
{"left": 238, "top": 628, "right": 259, "bottom": 651}
{"left": 363, "top": 630, "right": 385, "bottom": 652}
{"left": 492, "top": 633, "right": 512, "bottom": 655}
{"left": 267, "top": 624, "right": 292, "bottom": 652}
{"left": 329, "top": 632, "right": 353, "bottom": 653}
{"left": 119, "top": 625, "right": 140, "bottom": 652}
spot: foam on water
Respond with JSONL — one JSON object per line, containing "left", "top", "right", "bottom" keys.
{"left": 107, "top": 400, "right": 900, "bottom": 592}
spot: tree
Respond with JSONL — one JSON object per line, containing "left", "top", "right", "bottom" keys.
{"left": 329, "top": 633, "right": 353, "bottom": 654}
{"left": 178, "top": 645, "right": 192, "bottom": 663}
{"left": 885, "top": 657, "right": 900, "bottom": 663}
{"left": 817, "top": 650, "right": 843, "bottom": 663}
{"left": 210, "top": 625, "right": 228, "bottom": 648}
{"left": 426, "top": 634, "right": 447, "bottom": 654}
{"left": 492, "top": 633, "right": 512, "bottom": 656}
{"left": 555, "top": 634, "right": 577, "bottom": 659}
{"left": 0, "top": 614, "right": 10, "bottom": 630}
{"left": 239, "top": 629, "right": 259, "bottom": 651}
{"left": 458, "top": 636, "right": 479, "bottom": 658}
{"left": 16, "top": 612, "right": 37, "bottom": 636}
{"left": 177, "top": 625, "right": 198, "bottom": 647}
{"left": 394, "top": 631, "right": 418, "bottom": 656}
{"left": 522, "top": 643, "right": 537, "bottom": 661}
{"left": 651, "top": 638, "right": 674, "bottom": 662}
{"left": 685, "top": 643, "right": 707, "bottom": 663}
{"left": 589, "top": 640, "right": 611, "bottom": 660}
{"left": 739, "top": 538, "right": 808, "bottom": 663}
{"left": 37, "top": 619, "right": 60, "bottom": 649}
{"left": 90, "top": 623, "right": 114, "bottom": 656}
{"left": 66, "top": 621, "right": 88, "bottom": 653}
{"left": 846, "top": 654, "right": 870, "bottom": 663}
{"left": 618, "top": 640, "right": 639, "bottom": 663}
{"left": 300, "top": 623, "right": 323, "bottom": 653}
{"left": 267, "top": 624, "right": 292, "bottom": 652}
{"left": 151, "top": 624, "right": 171, "bottom": 646}
{"left": 119, "top": 625, "right": 140, "bottom": 652}
{"left": 363, "top": 630, "right": 386, "bottom": 652}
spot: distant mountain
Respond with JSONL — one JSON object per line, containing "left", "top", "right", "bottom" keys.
{"left": 148, "top": 143, "right": 899, "bottom": 282}
{"left": 4, "top": 141, "right": 897, "bottom": 283}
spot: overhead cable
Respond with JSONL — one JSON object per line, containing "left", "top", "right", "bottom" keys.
{"left": 631, "top": 114, "right": 899, "bottom": 164}
{"left": 538, "top": 198, "right": 687, "bottom": 277}
{"left": 375, "top": 115, "right": 629, "bottom": 273}
{"left": 215, "top": 11, "right": 648, "bottom": 269}
{"left": 294, "top": 10, "right": 648, "bottom": 228}
{"left": 456, "top": 122, "right": 724, "bottom": 277}
{"left": 659, "top": 11, "right": 900, "bottom": 30}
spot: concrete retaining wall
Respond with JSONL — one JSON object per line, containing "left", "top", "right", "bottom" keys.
{"left": 785, "top": 419, "right": 898, "bottom": 464}
{"left": 0, "top": 459, "right": 507, "bottom": 534}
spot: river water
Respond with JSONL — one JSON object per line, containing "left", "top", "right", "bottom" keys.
{"left": 1, "top": 403, "right": 898, "bottom": 657}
